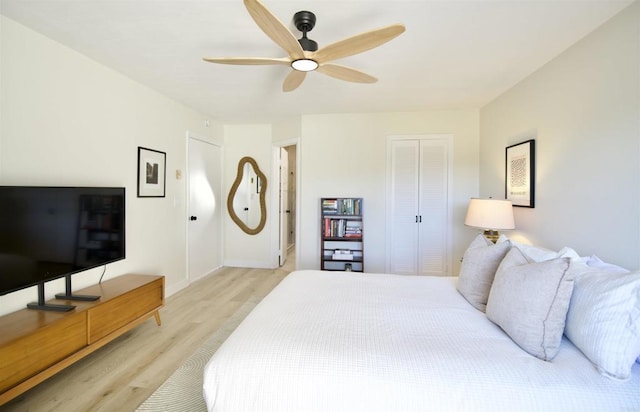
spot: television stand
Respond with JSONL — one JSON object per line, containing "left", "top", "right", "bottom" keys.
{"left": 54, "top": 275, "right": 100, "bottom": 301}
{"left": 0, "top": 274, "right": 164, "bottom": 406}
{"left": 28, "top": 282, "right": 75, "bottom": 312}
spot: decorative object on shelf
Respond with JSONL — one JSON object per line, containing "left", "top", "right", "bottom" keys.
{"left": 505, "top": 139, "right": 535, "bottom": 207}
{"left": 321, "top": 198, "right": 363, "bottom": 272}
{"left": 464, "top": 198, "right": 515, "bottom": 243}
{"left": 228, "top": 156, "right": 267, "bottom": 235}
{"left": 137, "top": 147, "right": 166, "bottom": 198}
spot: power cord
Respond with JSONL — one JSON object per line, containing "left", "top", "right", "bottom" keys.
{"left": 98, "top": 265, "right": 107, "bottom": 284}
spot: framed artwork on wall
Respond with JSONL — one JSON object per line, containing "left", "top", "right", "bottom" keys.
{"left": 505, "top": 139, "right": 535, "bottom": 208}
{"left": 137, "top": 146, "right": 166, "bottom": 198}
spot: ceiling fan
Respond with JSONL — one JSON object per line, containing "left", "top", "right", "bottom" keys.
{"left": 203, "top": 0, "right": 406, "bottom": 92}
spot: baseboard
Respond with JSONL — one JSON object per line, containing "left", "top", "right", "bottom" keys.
{"left": 223, "top": 259, "right": 275, "bottom": 269}
{"left": 165, "top": 277, "right": 189, "bottom": 298}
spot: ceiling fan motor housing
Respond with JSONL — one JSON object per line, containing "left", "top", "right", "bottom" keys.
{"left": 294, "top": 11, "right": 318, "bottom": 51}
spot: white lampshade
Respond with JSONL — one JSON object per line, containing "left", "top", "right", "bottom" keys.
{"left": 464, "top": 198, "right": 515, "bottom": 230}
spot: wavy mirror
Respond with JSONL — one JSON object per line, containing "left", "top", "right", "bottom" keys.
{"left": 227, "top": 156, "right": 267, "bottom": 235}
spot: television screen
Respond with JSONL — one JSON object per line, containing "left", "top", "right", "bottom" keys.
{"left": 0, "top": 186, "right": 125, "bottom": 297}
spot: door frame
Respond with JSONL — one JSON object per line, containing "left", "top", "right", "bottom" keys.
{"left": 270, "top": 138, "right": 300, "bottom": 268}
{"left": 185, "top": 130, "right": 224, "bottom": 286}
{"left": 385, "top": 134, "right": 453, "bottom": 275}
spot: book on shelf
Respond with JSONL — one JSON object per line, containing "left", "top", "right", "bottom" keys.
{"left": 324, "top": 218, "right": 346, "bottom": 238}
{"left": 324, "top": 249, "right": 362, "bottom": 256}
{"left": 323, "top": 218, "right": 363, "bottom": 238}
{"left": 344, "top": 220, "right": 362, "bottom": 237}
{"left": 322, "top": 199, "right": 338, "bottom": 214}
{"left": 321, "top": 198, "right": 362, "bottom": 216}
{"left": 332, "top": 254, "right": 354, "bottom": 261}
{"left": 332, "top": 249, "right": 354, "bottom": 260}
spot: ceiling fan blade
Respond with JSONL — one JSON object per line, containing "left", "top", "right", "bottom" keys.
{"left": 313, "top": 24, "right": 406, "bottom": 63}
{"left": 203, "top": 57, "right": 290, "bottom": 66}
{"left": 317, "top": 64, "right": 377, "bottom": 83}
{"left": 283, "top": 70, "right": 306, "bottom": 92}
{"left": 243, "top": 0, "right": 305, "bottom": 60}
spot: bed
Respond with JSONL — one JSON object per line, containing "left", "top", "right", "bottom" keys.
{"left": 203, "top": 268, "right": 640, "bottom": 411}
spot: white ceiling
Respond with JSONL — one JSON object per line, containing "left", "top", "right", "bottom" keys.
{"left": 0, "top": 0, "right": 632, "bottom": 123}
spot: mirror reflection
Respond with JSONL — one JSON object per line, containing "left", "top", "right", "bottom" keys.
{"left": 227, "top": 157, "right": 267, "bottom": 235}
{"left": 233, "top": 162, "right": 261, "bottom": 228}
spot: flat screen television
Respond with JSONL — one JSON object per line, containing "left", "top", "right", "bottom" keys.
{"left": 0, "top": 186, "right": 125, "bottom": 311}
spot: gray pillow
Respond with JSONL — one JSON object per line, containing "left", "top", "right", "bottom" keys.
{"left": 456, "top": 234, "right": 511, "bottom": 312}
{"left": 486, "top": 247, "right": 574, "bottom": 361}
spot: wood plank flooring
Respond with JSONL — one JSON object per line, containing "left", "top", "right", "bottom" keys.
{"left": 1, "top": 259, "right": 293, "bottom": 412}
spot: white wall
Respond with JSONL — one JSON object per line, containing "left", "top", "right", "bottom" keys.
{"left": 479, "top": 2, "right": 640, "bottom": 269}
{"left": 272, "top": 117, "right": 302, "bottom": 144}
{"left": 223, "top": 124, "right": 273, "bottom": 268}
{"left": 0, "top": 16, "right": 220, "bottom": 315}
{"left": 298, "top": 110, "right": 480, "bottom": 275}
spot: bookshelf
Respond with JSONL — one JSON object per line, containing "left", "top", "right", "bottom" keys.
{"left": 320, "top": 198, "right": 363, "bottom": 272}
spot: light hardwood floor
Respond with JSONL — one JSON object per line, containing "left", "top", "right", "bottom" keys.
{"left": 2, "top": 256, "right": 294, "bottom": 412}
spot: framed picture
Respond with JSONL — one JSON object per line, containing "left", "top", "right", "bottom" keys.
{"left": 505, "top": 139, "right": 535, "bottom": 208}
{"left": 137, "top": 146, "right": 166, "bottom": 197}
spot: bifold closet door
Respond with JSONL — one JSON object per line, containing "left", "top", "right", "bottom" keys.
{"left": 388, "top": 140, "right": 420, "bottom": 275}
{"left": 417, "top": 140, "right": 449, "bottom": 275}
{"left": 387, "top": 138, "right": 449, "bottom": 276}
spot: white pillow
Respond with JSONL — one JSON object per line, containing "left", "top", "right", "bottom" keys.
{"left": 510, "top": 241, "right": 557, "bottom": 262}
{"left": 496, "top": 234, "right": 510, "bottom": 244}
{"left": 564, "top": 270, "right": 640, "bottom": 380}
{"left": 556, "top": 246, "right": 583, "bottom": 261}
{"left": 510, "top": 240, "right": 583, "bottom": 263}
{"left": 456, "top": 234, "right": 511, "bottom": 312}
{"left": 586, "top": 254, "right": 630, "bottom": 274}
{"left": 486, "top": 247, "right": 573, "bottom": 361}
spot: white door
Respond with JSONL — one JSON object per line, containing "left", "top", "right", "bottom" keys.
{"left": 188, "top": 137, "right": 222, "bottom": 282}
{"left": 418, "top": 140, "right": 449, "bottom": 275}
{"left": 388, "top": 140, "right": 420, "bottom": 275}
{"left": 279, "top": 147, "right": 289, "bottom": 266}
{"left": 387, "top": 137, "right": 451, "bottom": 276}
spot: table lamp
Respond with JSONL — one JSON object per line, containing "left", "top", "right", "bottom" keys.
{"left": 464, "top": 198, "right": 515, "bottom": 243}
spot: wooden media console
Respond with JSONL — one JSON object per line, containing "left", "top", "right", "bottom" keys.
{"left": 0, "top": 274, "right": 164, "bottom": 405}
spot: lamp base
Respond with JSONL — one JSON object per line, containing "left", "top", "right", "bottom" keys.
{"left": 483, "top": 230, "right": 500, "bottom": 243}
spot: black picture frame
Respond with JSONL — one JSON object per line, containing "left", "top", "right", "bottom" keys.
{"left": 505, "top": 139, "right": 535, "bottom": 208}
{"left": 137, "top": 146, "right": 166, "bottom": 198}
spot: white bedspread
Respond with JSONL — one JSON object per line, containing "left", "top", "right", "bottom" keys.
{"left": 203, "top": 270, "right": 640, "bottom": 411}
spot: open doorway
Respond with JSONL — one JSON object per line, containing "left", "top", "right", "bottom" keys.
{"left": 285, "top": 145, "right": 296, "bottom": 252}
{"left": 274, "top": 142, "right": 298, "bottom": 269}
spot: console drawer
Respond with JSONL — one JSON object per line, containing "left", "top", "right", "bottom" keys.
{"left": 0, "top": 312, "right": 86, "bottom": 392}
{"left": 87, "top": 280, "right": 162, "bottom": 343}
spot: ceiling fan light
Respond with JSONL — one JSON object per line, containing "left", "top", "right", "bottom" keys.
{"left": 291, "top": 59, "right": 318, "bottom": 72}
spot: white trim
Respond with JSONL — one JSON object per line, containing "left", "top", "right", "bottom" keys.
{"left": 224, "top": 259, "right": 273, "bottom": 269}
{"left": 271, "top": 138, "right": 300, "bottom": 270}
{"left": 165, "top": 277, "right": 190, "bottom": 298}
